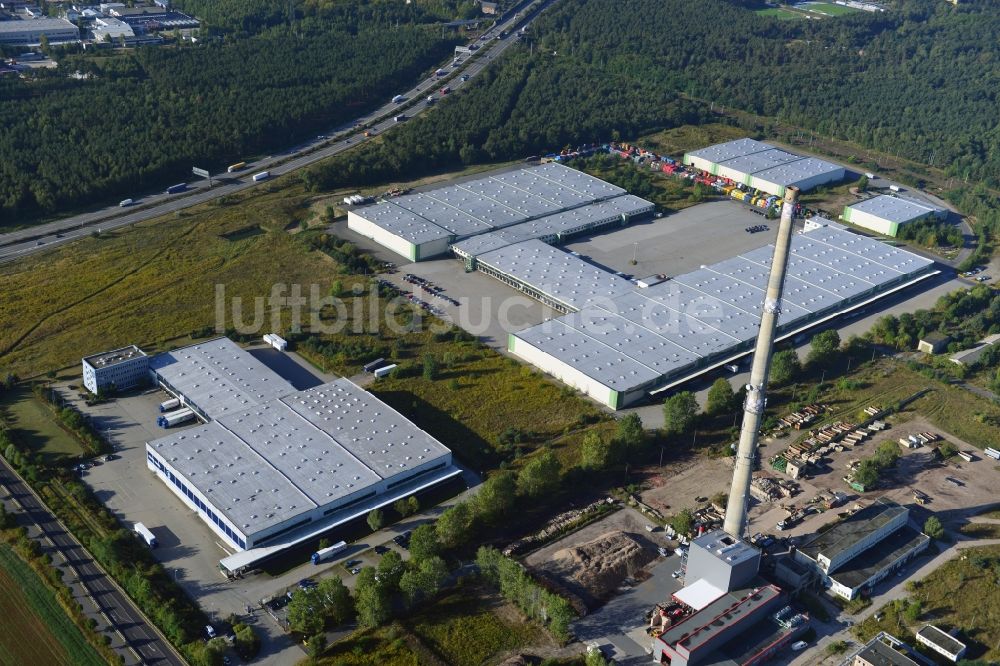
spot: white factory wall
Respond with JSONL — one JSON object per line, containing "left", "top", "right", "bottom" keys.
{"left": 146, "top": 445, "right": 249, "bottom": 550}
{"left": 413, "top": 236, "right": 451, "bottom": 261}
{"left": 509, "top": 335, "right": 616, "bottom": 408}
{"left": 347, "top": 211, "right": 419, "bottom": 261}
{"left": 843, "top": 208, "right": 904, "bottom": 237}
{"left": 683, "top": 154, "right": 717, "bottom": 175}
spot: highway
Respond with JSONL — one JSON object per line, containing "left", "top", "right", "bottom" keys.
{"left": 0, "top": 0, "right": 553, "bottom": 264}
{"left": 0, "top": 458, "right": 186, "bottom": 666}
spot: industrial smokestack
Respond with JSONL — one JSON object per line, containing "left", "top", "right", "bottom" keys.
{"left": 723, "top": 186, "right": 801, "bottom": 538}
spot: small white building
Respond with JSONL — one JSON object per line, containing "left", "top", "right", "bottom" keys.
{"left": 915, "top": 625, "right": 966, "bottom": 662}
{"left": 82, "top": 345, "right": 150, "bottom": 394}
{"left": 842, "top": 194, "right": 947, "bottom": 237}
{"left": 92, "top": 16, "right": 134, "bottom": 41}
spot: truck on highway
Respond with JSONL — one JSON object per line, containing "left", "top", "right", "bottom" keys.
{"left": 227, "top": 161, "right": 247, "bottom": 173}
{"left": 392, "top": 94, "right": 405, "bottom": 104}
{"left": 157, "top": 408, "right": 195, "bottom": 428}
{"left": 119, "top": 198, "right": 134, "bottom": 207}
{"left": 311, "top": 540, "right": 347, "bottom": 565}
{"left": 435, "top": 68, "right": 447, "bottom": 77}
{"left": 165, "top": 183, "right": 186, "bottom": 194}
{"left": 158, "top": 398, "right": 180, "bottom": 412}
{"left": 440, "top": 85, "right": 450, "bottom": 95}
{"left": 393, "top": 114, "right": 406, "bottom": 123}
{"left": 134, "top": 522, "right": 158, "bottom": 548}
{"left": 252, "top": 171, "right": 270, "bottom": 182}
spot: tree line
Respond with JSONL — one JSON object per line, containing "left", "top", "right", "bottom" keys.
{"left": 0, "top": 8, "right": 460, "bottom": 223}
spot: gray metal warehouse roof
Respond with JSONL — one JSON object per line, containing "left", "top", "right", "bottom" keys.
{"left": 846, "top": 195, "right": 938, "bottom": 224}
{"left": 750, "top": 157, "right": 844, "bottom": 187}
{"left": 476, "top": 239, "right": 633, "bottom": 311}
{"left": 149, "top": 338, "right": 296, "bottom": 420}
{"left": 717, "top": 148, "right": 801, "bottom": 175}
{"left": 147, "top": 378, "right": 451, "bottom": 535}
{"left": 450, "top": 195, "right": 654, "bottom": 258}
{"left": 388, "top": 195, "right": 493, "bottom": 238}
{"left": 513, "top": 226, "right": 934, "bottom": 393}
{"left": 514, "top": 319, "right": 662, "bottom": 391}
{"left": 352, "top": 163, "right": 633, "bottom": 251}
{"left": 280, "top": 379, "right": 451, "bottom": 478}
{"left": 685, "top": 138, "right": 772, "bottom": 164}
{"left": 354, "top": 201, "right": 453, "bottom": 245}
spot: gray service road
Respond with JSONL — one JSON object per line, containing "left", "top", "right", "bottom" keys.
{"left": 0, "top": 0, "right": 552, "bottom": 264}
{"left": 0, "top": 458, "right": 186, "bottom": 666}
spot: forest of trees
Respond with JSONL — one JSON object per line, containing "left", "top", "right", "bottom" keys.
{"left": 532, "top": 0, "right": 1000, "bottom": 186}
{"left": 8, "top": 0, "right": 1000, "bottom": 226}
{"left": 0, "top": 3, "right": 461, "bottom": 223}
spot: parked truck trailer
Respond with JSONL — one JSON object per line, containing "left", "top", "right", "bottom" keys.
{"left": 134, "top": 522, "right": 158, "bottom": 548}
{"left": 311, "top": 540, "right": 348, "bottom": 565}
{"left": 158, "top": 398, "right": 180, "bottom": 412}
{"left": 157, "top": 408, "right": 195, "bottom": 428}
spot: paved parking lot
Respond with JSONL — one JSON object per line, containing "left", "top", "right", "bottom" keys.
{"left": 564, "top": 200, "right": 776, "bottom": 279}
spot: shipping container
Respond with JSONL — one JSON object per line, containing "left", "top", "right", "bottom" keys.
{"left": 263, "top": 333, "right": 287, "bottom": 351}
{"left": 252, "top": 171, "right": 270, "bottom": 182}
{"left": 227, "top": 161, "right": 247, "bottom": 173}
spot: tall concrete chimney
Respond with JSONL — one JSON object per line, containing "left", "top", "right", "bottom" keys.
{"left": 723, "top": 186, "right": 800, "bottom": 538}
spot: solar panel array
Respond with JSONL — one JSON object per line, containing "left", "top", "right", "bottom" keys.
{"left": 512, "top": 226, "right": 934, "bottom": 392}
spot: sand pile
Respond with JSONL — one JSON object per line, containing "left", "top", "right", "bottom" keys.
{"left": 552, "top": 531, "right": 655, "bottom": 600}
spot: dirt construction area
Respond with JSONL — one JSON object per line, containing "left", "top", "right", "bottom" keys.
{"left": 640, "top": 456, "right": 735, "bottom": 518}
{"left": 524, "top": 507, "right": 667, "bottom": 610}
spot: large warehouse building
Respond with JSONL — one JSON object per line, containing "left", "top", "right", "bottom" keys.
{"left": 347, "top": 163, "right": 654, "bottom": 261}
{"left": 0, "top": 18, "right": 79, "bottom": 44}
{"left": 842, "top": 194, "right": 948, "bottom": 237}
{"left": 508, "top": 222, "right": 936, "bottom": 408}
{"left": 136, "top": 338, "right": 459, "bottom": 573}
{"left": 683, "top": 139, "right": 846, "bottom": 196}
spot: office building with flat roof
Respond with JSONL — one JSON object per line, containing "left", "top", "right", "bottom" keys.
{"left": 82, "top": 345, "right": 149, "bottom": 394}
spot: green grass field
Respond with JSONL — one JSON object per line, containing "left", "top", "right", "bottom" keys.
{"left": 856, "top": 545, "right": 1000, "bottom": 661}
{"left": 755, "top": 7, "right": 805, "bottom": 19}
{"left": 0, "top": 387, "right": 86, "bottom": 464}
{"left": 320, "top": 587, "right": 549, "bottom": 666}
{"left": 0, "top": 544, "right": 107, "bottom": 666}
{"left": 409, "top": 590, "right": 546, "bottom": 666}
{"left": 0, "top": 181, "right": 336, "bottom": 379}
{"left": 798, "top": 2, "right": 860, "bottom": 15}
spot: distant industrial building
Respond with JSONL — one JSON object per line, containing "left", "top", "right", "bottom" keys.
{"left": 510, "top": 224, "right": 936, "bottom": 409}
{"left": 347, "top": 163, "right": 653, "bottom": 261}
{"left": 794, "top": 498, "right": 929, "bottom": 600}
{"left": 683, "top": 139, "right": 846, "bottom": 196}
{"left": 0, "top": 17, "right": 80, "bottom": 44}
{"left": 915, "top": 625, "right": 966, "bottom": 662}
{"left": 842, "top": 194, "right": 947, "bottom": 237}
{"left": 82, "top": 345, "right": 149, "bottom": 394}
{"left": 949, "top": 333, "right": 1000, "bottom": 366}
{"left": 92, "top": 16, "right": 134, "bottom": 40}
{"left": 139, "top": 338, "right": 459, "bottom": 574}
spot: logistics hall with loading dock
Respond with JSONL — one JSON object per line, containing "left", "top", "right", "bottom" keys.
{"left": 82, "top": 337, "right": 461, "bottom": 576}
